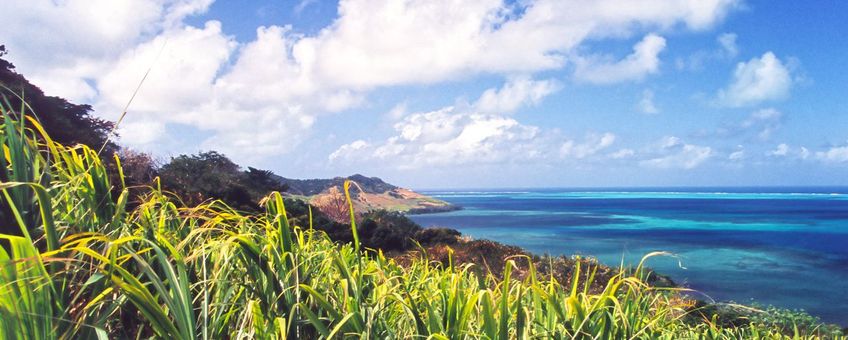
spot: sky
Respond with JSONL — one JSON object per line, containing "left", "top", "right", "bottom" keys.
{"left": 2, "top": 0, "right": 847, "bottom": 188}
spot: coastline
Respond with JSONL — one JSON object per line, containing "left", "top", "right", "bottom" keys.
{"left": 408, "top": 188, "right": 848, "bottom": 327}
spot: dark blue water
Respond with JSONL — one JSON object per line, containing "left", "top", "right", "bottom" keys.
{"left": 408, "top": 188, "right": 848, "bottom": 325}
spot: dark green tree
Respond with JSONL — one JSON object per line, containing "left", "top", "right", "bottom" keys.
{"left": 158, "top": 151, "right": 291, "bottom": 211}
{"left": 159, "top": 151, "right": 244, "bottom": 206}
{"left": 0, "top": 45, "right": 118, "bottom": 154}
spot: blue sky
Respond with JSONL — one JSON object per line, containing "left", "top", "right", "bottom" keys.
{"left": 2, "top": 0, "right": 847, "bottom": 188}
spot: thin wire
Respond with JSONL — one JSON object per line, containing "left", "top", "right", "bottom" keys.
{"left": 98, "top": 39, "right": 169, "bottom": 155}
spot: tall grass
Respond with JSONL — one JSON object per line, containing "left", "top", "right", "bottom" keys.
{"left": 0, "top": 105, "right": 843, "bottom": 339}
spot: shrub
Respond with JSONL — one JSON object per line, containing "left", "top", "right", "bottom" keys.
{"left": 1, "top": 110, "right": 841, "bottom": 339}
{"left": 414, "top": 227, "right": 461, "bottom": 246}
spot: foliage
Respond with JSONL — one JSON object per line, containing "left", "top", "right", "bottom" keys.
{"left": 158, "top": 151, "right": 287, "bottom": 210}
{"left": 415, "top": 227, "right": 462, "bottom": 246}
{"left": 0, "top": 111, "right": 843, "bottom": 339}
{"left": 358, "top": 210, "right": 422, "bottom": 251}
{"left": 0, "top": 45, "right": 117, "bottom": 154}
{"left": 315, "top": 188, "right": 352, "bottom": 223}
{"left": 282, "top": 173, "right": 397, "bottom": 196}
{"left": 748, "top": 306, "right": 845, "bottom": 338}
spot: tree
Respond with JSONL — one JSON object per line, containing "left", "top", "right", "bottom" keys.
{"left": 0, "top": 45, "right": 118, "bottom": 155}
{"left": 158, "top": 151, "right": 290, "bottom": 211}
{"left": 159, "top": 151, "right": 244, "bottom": 206}
{"left": 316, "top": 188, "right": 351, "bottom": 224}
{"left": 359, "top": 210, "right": 422, "bottom": 251}
{"left": 244, "top": 167, "right": 288, "bottom": 196}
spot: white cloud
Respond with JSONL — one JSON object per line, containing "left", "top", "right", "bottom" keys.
{"left": 717, "top": 32, "right": 738, "bottom": 58}
{"left": 742, "top": 108, "right": 782, "bottom": 140}
{"left": 638, "top": 89, "right": 659, "bottom": 114}
{"left": 560, "top": 133, "right": 616, "bottom": 159}
{"left": 329, "top": 106, "right": 545, "bottom": 168}
{"left": 97, "top": 24, "right": 319, "bottom": 160}
{"left": 816, "top": 144, "right": 848, "bottom": 163}
{"left": 0, "top": 0, "right": 213, "bottom": 102}
{"left": 303, "top": 0, "right": 736, "bottom": 88}
{"left": 98, "top": 21, "right": 235, "bottom": 118}
{"left": 386, "top": 102, "right": 408, "bottom": 120}
{"left": 800, "top": 146, "right": 810, "bottom": 160}
{"left": 329, "top": 80, "right": 565, "bottom": 168}
{"left": 610, "top": 149, "right": 636, "bottom": 159}
{"left": 756, "top": 142, "right": 848, "bottom": 163}
{"left": 1, "top": 0, "right": 740, "bottom": 160}
{"left": 768, "top": 143, "right": 790, "bottom": 156}
{"left": 675, "top": 32, "right": 739, "bottom": 71}
{"left": 705, "top": 108, "right": 783, "bottom": 141}
{"left": 766, "top": 143, "right": 810, "bottom": 160}
{"left": 295, "top": 0, "right": 318, "bottom": 13}
{"left": 329, "top": 140, "right": 369, "bottom": 161}
{"left": 641, "top": 136, "right": 712, "bottom": 169}
{"left": 717, "top": 52, "right": 793, "bottom": 107}
{"left": 728, "top": 149, "right": 745, "bottom": 161}
{"left": 574, "top": 34, "right": 667, "bottom": 84}
{"left": 475, "top": 77, "right": 560, "bottom": 114}
{"left": 119, "top": 120, "right": 167, "bottom": 145}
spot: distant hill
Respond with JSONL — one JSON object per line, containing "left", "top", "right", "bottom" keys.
{"left": 280, "top": 174, "right": 397, "bottom": 196}
{"left": 278, "top": 174, "right": 459, "bottom": 218}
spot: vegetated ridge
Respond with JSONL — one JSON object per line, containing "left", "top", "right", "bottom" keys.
{"left": 280, "top": 173, "right": 460, "bottom": 216}
{"left": 1, "top": 46, "right": 844, "bottom": 338}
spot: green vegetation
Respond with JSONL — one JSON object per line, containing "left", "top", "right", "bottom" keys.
{"left": 284, "top": 173, "right": 459, "bottom": 216}
{"left": 2, "top": 99, "right": 844, "bottom": 339}
{"left": 158, "top": 151, "right": 288, "bottom": 210}
{"left": 281, "top": 174, "right": 398, "bottom": 196}
{"left": 0, "top": 45, "right": 116, "bottom": 155}
{"left": 0, "top": 47, "right": 458, "bottom": 254}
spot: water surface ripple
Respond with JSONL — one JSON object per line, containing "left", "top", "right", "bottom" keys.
{"left": 409, "top": 188, "right": 848, "bottom": 325}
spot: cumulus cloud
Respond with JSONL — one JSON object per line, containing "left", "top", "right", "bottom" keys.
{"left": 475, "top": 77, "right": 560, "bottom": 114}
{"left": 574, "top": 34, "right": 667, "bottom": 84}
{"left": 640, "top": 136, "right": 712, "bottom": 169}
{"left": 98, "top": 21, "right": 236, "bottom": 119}
{"left": 717, "top": 32, "right": 738, "bottom": 58}
{"left": 1, "top": 0, "right": 740, "bottom": 161}
{"left": 728, "top": 148, "right": 745, "bottom": 161}
{"left": 560, "top": 133, "right": 617, "bottom": 159}
{"left": 702, "top": 108, "right": 783, "bottom": 141}
{"left": 329, "top": 106, "right": 545, "bottom": 168}
{"left": 303, "top": 0, "right": 736, "bottom": 88}
{"left": 385, "top": 102, "right": 408, "bottom": 120}
{"left": 95, "top": 23, "right": 318, "bottom": 159}
{"left": 332, "top": 79, "right": 735, "bottom": 171}
{"left": 759, "top": 142, "right": 848, "bottom": 164}
{"left": 638, "top": 89, "right": 659, "bottom": 114}
{"left": 675, "top": 32, "right": 739, "bottom": 71}
{"left": 330, "top": 80, "right": 621, "bottom": 168}
{"left": 717, "top": 52, "right": 793, "bottom": 107}
{"left": 769, "top": 143, "right": 790, "bottom": 156}
{"left": 767, "top": 143, "right": 810, "bottom": 160}
{"left": 816, "top": 144, "right": 848, "bottom": 163}
{"left": 329, "top": 140, "right": 369, "bottom": 161}
{"left": 741, "top": 108, "right": 783, "bottom": 140}
{"left": 0, "top": 0, "right": 213, "bottom": 102}
{"left": 294, "top": 0, "right": 318, "bottom": 14}
{"left": 610, "top": 149, "right": 636, "bottom": 159}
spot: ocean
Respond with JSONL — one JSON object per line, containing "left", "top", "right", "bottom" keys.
{"left": 408, "top": 187, "right": 848, "bottom": 325}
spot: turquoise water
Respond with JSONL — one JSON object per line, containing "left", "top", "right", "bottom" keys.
{"left": 409, "top": 188, "right": 848, "bottom": 325}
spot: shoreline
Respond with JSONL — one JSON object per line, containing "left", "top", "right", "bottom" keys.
{"left": 402, "top": 226, "right": 846, "bottom": 329}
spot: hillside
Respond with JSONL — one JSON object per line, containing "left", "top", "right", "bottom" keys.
{"left": 3, "top": 116, "right": 841, "bottom": 338}
{"left": 278, "top": 174, "right": 459, "bottom": 217}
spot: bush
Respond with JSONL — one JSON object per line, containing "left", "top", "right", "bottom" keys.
{"left": 359, "top": 210, "right": 422, "bottom": 251}
{"left": 3, "top": 103, "right": 841, "bottom": 339}
{"left": 414, "top": 227, "right": 461, "bottom": 246}
{"left": 158, "top": 151, "right": 288, "bottom": 211}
